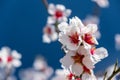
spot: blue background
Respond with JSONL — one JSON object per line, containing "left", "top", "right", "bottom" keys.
{"left": 0, "top": 0, "right": 120, "bottom": 79}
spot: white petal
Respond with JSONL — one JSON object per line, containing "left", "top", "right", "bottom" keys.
{"left": 86, "top": 24, "right": 98, "bottom": 34}
{"left": 51, "top": 32, "right": 58, "bottom": 41}
{"left": 94, "top": 30, "right": 101, "bottom": 39}
{"left": 43, "top": 34, "right": 51, "bottom": 43}
{"left": 69, "top": 16, "right": 84, "bottom": 28}
{"left": 48, "top": 3, "right": 56, "bottom": 15}
{"left": 60, "top": 53, "right": 74, "bottom": 68}
{"left": 47, "top": 16, "right": 56, "bottom": 24}
{"left": 93, "top": 47, "right": 108, "bottom": 64}
{"left": 92, "top": 0, "right": 109, "bottom": 8}
{"left": 82, "top": 72, "right": 97, "bottom": 80}
{"left": 115, "top": 34, "right": 120, "bottom": 50}
{"left": 83, "top": 56, "right": 95, "bottom": 69}
{"left": 12, "top": 59, "right": 22, "bottom": 67}
{"left": 71, "top": 63, "right": 83, "bottom": 76}
{"left": 56, "top": 4, "right": 65, "bottom": 11}
{"left": 12, "top": 50, "right": 22, "bottom": 59}
{"left": 58, "top": 22, "right": 69, "bottom": 32}
{"left": 58, "top": 16, "right": 68, "bottom": 23}
{"left": 58, "top": 32, "right": 70, "bottom": 46}
{"left": 64, "top": 9, "right": 71, "bottom": 17}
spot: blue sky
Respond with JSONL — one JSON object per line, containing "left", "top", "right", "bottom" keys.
{"left": 0, "top": 0, "right": 120, "bottom": 79}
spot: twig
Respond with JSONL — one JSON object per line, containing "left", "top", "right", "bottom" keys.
{"left": 103, "top": 72, "right": 107, "bottom": 80}
{"left": 42, "top": 0, "right": 48, "bottom": 9}
{"left": 107, "top": 67, "right": 120, "bottom": 80}
{"left": 107, "top": 60, "right": 120, "bottom": 80}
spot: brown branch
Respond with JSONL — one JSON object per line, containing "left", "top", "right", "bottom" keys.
{"left": 42, "top": 0, "right": 48, "bottom": 9}
{"left": 107, "top": 67, "right": 120, "bottom": 80}
{"left": 103, "top": 72, "right": 107, "bottom": 80}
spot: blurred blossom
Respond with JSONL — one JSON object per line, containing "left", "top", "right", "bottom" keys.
{"left": 47, "top": 3, "right": 71, "bottom": 24}
{"left": 92, "top": 0, "right": 109, "bottom": 8}
{"left": 83, "top": 15, "right": 99, "bottom": 26}
{"left": 7, "top": 76, "right": 16, "bottom": 80}
{"left": 115, "top": 34, "right": 120, "bottom": 50}
{"left": 94, "top": 30, "right": 101, "bottom": 40}
{"left": 20, "top": 56, "right": 53, "bottom": 80}
{"left": 0, "top": 47, "right": 22, "bottom": 68}
{"left": 43, "top": 25, "right": 58, "bottom": 43}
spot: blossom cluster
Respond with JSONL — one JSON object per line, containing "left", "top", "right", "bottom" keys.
{"left": 43, "top": 3, "right": 71, "bottom": 43}
{"left": 58, "top": 16, "right": 108, "bottom": 80}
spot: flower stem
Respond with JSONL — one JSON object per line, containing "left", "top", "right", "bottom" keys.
{"left": 42, "top": 0, "right": 48, "bottom": 9}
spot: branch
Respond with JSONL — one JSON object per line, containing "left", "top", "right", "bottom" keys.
{"left": 107, "top": 60, "right": 120, "bottom": 80}
{"left": 107, "top": 67, "right": 120, "bottom": 80}
{"left": 42, "top": 0, "right": 48, "bottom": 9}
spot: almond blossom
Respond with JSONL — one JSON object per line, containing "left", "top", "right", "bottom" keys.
{"left": 47, "top": 3, "right": 71, "bottom": 24}
{"left": 92, "top": 0, "right": 109, "bottom": 8}
{"left": 58, "top": 16, "right": 98, "bottom": 50}
{"left": 0, "top": 47, "right": 22, "bottom": 68}
{"left": 43, "top": 25, "right": 58, "bottom": 43}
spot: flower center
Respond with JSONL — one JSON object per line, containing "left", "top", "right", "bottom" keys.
{"left": 44, "top": 27, "right": 52, "bottom": 34}
{"left": 69, "top": 32, "right": 79, "bottom": 45}
{"left": 7, "top": 56, "right": 13, "bottom": 62}
{"left": 83, "top": 66, "right": 91, "bottom": 74}
{"left": 0, "top": 58, "right": 2, "bottom": 62}
{"left": 55, "top": 10, "right": 63, "bottom": 18}
{"left": 83, "top": 34, "right": 94, "bottom": 45}
{"left": 72, "top": 53, "right": 84, "bottom": 64}
{"left": 67, "top": 73, "right": 74, "bottom": 80}
{"left": 90, "top": 47, "right": 96, "bottom": 55}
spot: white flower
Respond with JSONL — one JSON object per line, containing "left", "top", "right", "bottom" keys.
{"left": 83, "top": 15, "right": 99, "bottom": 26}
{"left": 58, "top": 17, "right": 98, "bottom": 50}
{"left": 47, "top": 3, "right": 71, "bottom": 24}
{"left": 92, "top": 0, "right": 109, "bottom": 8}
{"left": 60, "top": 46, "right": 95, "bottom": 76}
{"left": 0, "top": 47, "right": 22, "bottom": 68}
{"left": 115, "top": 34, "right": 120, "bottom": 50}
{"left": 43, "top": 25, "right": 58, "bottom": 43}
{"left": 33, "top": 56, "right": 53, "bottom": 78}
